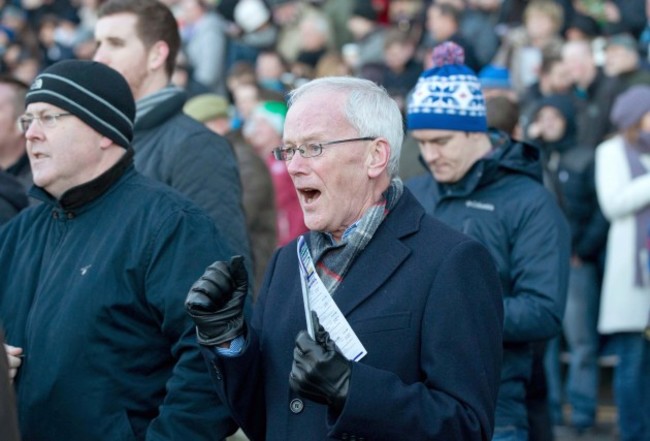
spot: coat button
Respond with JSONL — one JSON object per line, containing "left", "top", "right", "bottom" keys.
{"left": 289, "top": 398, "right": 304, "bottom": 414}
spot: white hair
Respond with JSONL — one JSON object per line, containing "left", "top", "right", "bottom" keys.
{"left": 287, "top": 76, "right": 404, "bottom": 178}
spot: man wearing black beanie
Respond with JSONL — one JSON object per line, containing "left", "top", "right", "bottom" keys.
{"left": 0, "top": 59, "right": 236, "bottom": 440}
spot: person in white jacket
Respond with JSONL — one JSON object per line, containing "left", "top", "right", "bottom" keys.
{"left": 595, "top": 84, "right": 650, "bottom": 441}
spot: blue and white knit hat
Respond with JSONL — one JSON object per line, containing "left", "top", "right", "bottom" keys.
{"left": 407, "top": 41, "right": 487, "bottom": 132}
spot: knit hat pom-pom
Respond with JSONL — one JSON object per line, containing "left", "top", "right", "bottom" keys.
{"left": 431, "top": 41, "right": 465, "bottom": 67}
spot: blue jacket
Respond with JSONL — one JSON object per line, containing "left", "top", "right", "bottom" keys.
{"left": 407, "top": 132, "right": 570, "bottom": 430}
{"left": 0, "top": 152, "right": 235, "bottom": 440}
{"left": 204, "top": 189, "right": 504, "bottom": 440}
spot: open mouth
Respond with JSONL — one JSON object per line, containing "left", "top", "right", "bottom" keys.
{"left": 298, "top": 188, "right": 321, "bottom": 205}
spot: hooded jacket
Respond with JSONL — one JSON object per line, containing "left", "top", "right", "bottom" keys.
{"left": 528, "top": 94, "right": 609, "bottom": 262}
{"left": 407, "top": 131, "right": 570, "bottom": 430}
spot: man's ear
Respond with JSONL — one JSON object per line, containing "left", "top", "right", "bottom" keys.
{"left": 99, "top": 136, "right": 114, "bottom": 149}
{"left": 367, "top": 138, "right": 390, "bottom": 178}
{"left": 147, "top": 41, "right": 169, "bottom": 72}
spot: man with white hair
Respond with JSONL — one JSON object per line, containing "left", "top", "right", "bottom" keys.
{"left": 185, "top": 76, "right": 505, "bottom": 440}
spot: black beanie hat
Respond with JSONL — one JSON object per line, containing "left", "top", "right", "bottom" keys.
{"left": 25, "top": 60, "right": 135, "bottom": 148}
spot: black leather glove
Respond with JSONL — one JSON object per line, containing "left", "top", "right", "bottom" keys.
{"left": 185, "top": 255, "right": 248, "bottom": 346}
{"left": 289, "top": 312, "right": 351, "bottom": 413}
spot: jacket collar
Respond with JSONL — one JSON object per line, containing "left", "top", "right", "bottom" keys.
{"left": 329, "top": 188, "right": 423, "bottom": 316}
{"left": 30, "top": 148, "right": 134, "bottom": 211}
{"left": 134, "top": 85, "right": 186, "bottom": 131}
{"left": 431, "top": 131, "right": 543, "bottom": 199}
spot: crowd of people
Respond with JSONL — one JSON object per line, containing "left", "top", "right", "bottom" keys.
{"left": 0, "top": 0, "right": 649, "bottom": 440}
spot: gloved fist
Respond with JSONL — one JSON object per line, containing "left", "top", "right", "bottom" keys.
{"left": 185, "top": 255, "right": 248, "bottom": 346}
{"left": 289, "top": 312, "right": 351, "bottom": 413}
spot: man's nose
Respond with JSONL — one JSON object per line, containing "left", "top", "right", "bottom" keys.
{"left": 419, "top": 144, "right": 440, "bottom": 162}
{"left": 24, "top": 119, "right": 44, "bottom": 139}
{"left": 93, "top": 47, "right": 107, "bottom": 64}
{"left": 286, "top": 152, "right": 306, "bottom": 175}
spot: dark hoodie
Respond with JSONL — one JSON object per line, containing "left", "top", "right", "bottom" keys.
{"left": 406, "top": 130, "right": 570, "bottom": 431}
{"left": 0, "top": 170, "right": 28, "bottom": 225}
{"left": 528, "top": 95, "right": 609, "bottom": 262}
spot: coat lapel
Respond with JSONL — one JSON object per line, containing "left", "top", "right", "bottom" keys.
{"left": 332, "top": 190, "right": 422, "bottom": 316}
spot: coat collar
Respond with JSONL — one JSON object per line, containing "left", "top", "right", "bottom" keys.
{"left": 432, "top": 131, "right": 543, "bottom": 200}
{"left": 134, "top": 85, "right": 186, "bottom": 131}
{"left": 328, "top": 188, "right": 423, "bottom": 316}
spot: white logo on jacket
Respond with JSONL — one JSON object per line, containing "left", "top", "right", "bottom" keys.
{"left": 80, "top": 265, "right": 92, "bottom": 276}
{"left": 465, "top": 200, "right": 495, "bottom": 211}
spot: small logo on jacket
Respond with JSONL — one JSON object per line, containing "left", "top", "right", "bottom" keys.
{"left": 465, "top": 200, "right": 495, "bottom": 211}
{"left": 80, "top": 265, "right": 92, "bottom": 276}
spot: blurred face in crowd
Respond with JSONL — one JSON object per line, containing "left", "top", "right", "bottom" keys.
{"left": 412, "top": 130, "right": 486, "bottom": 183}
{"left": 94, "top": 13, "right": 156, "bottom": 100}
{"left": 534, "top": 106, "right": 566, "bottom": 142}
{"left": 604, "top": 45, "right": 638, "bottom": 77}
{"left": 245, "top": 114, "right": 281, "bottom": 158}
{"left": 347, "top": 16, "right": 374, "bottom": 40}
{"left": 562, "top": 41, "right": 596, "bottom": 88}
{"left": 385, "top": 41, "right": 415, "bottom": 72}
{"left": 0, "top": 84, "right": 22, "bottom": 151}
{"left": 525, "top": 11, "right": 557, "bottom": 43}
{"left": 426, "top": 5, "right": 456, "bottom": 41}
{"left": 283, "top": 90, "right": 386, "bottom": 241}
{"left": 23, "top": 103, "right": 107, "bottom": 198}
{"left": 298, "top": 17, "right": 328, "bottom": 52}
{"left": 543, "top": 60, "right": 572, "bottom": 94}
{"left": 178, "top": 0, "right": 204, "bottom": 25}
{"left": 233, "top": 83, "right": 260, "bottom": 120}
{"left": 12, "top": 57, "right": 39, "bottom": 85}
{"left": 256, "top": 52, "right": 285, "bottom": 82}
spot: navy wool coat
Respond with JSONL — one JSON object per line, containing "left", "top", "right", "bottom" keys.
{"left": 203, "top": 189, "right": 504, "bottom": 441}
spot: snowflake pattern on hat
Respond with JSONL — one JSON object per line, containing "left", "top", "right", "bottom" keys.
{"left": 409, "top": 74, "right": 485, "bottom": 117}
{"left": 407, "top": 41, "right": 487, "bottom": 132}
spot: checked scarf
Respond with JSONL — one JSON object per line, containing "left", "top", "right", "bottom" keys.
{"left": 309, "top": 178, "right": 404, "bottom": 295}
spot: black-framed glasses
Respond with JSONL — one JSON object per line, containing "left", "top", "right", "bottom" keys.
{"left": 17, "top": 112, "right": 73, "bottom": 133}
{"left": 272, "top": 137, "right": 377, "bottom": 161}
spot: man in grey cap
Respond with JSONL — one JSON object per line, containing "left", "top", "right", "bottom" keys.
{"left": 0, "top": 59, "right": 236, "bottom": 440}
{"left": 603, "top": 32, "right": 650, "bottom": 98}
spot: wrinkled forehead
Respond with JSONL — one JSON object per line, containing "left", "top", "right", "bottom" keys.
{"left": 284, "top": 92, "right": 353, "bottom": 142}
